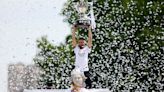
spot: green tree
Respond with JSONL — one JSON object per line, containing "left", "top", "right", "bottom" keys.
{"left": 34, "top": 36, "right": 74, "bottom": 88}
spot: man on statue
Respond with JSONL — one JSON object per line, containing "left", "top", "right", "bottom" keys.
{"left": 72, "top": 25, "right": 92, "bottom": 89}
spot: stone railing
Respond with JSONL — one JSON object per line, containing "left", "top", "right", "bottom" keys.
{"left": 24, "top": 89, "right": 110, "bottom": 92}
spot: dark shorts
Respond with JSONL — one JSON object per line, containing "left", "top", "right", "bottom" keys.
{"left": 84, "top": 71, "right": 92, "bottom": 88}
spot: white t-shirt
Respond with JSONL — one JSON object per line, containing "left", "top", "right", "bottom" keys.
{"left": 74, "top": 45, "right": 91, "bottom": 72}
{"left": 66, "top": 88, "right": 90, "bottom": 92}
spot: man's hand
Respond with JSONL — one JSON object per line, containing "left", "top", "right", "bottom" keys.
{"left": 72, "top": 25, "right": 78, "bottom": 31}
{"left": 87, "top": 25, "right": 92, "bottom": 30}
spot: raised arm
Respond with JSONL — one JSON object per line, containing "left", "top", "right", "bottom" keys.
{"left": 88, "top": 26, "right": 92, "bottom": 48}
{"left": 72, "top": 25, "right": 77, "bottom": 48}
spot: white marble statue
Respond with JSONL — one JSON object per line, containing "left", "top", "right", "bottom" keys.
{"left": 67, "top": 68, "right": 90, "bottom": 92}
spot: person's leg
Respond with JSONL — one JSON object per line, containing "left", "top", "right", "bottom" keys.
{"left": 84, "top": 71, "right": 92, "bottom": 88}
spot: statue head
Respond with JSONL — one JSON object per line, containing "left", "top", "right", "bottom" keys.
{"left": 71, "top": 68, "right": 86, "bottom": 87}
